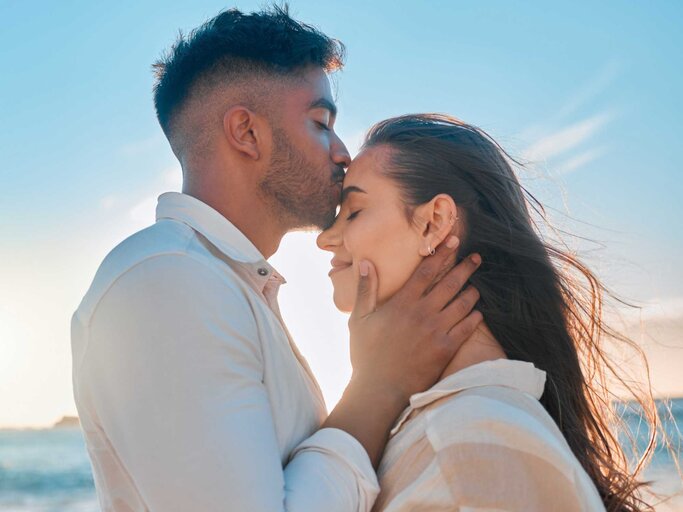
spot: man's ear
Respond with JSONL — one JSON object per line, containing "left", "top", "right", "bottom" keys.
{"left": 414, "top": 194, "right": 458, "bottom": 256}
{"left": 222, "top": 106, "right": 266, "bottom": 160}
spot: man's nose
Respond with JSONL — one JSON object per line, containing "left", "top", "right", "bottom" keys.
{"left": 332, "top": 133, "right": 351, "bottom": 168}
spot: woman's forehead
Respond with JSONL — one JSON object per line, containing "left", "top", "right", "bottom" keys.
{"left": 345, "top": 146, "right": 392, "bottom": 184}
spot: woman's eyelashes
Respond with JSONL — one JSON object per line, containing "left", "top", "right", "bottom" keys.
{"left": 316, "top": 121, "right": 331, "bottom": 132}
{"left": 346, "top": 210, "right": 361, "bottom": 221}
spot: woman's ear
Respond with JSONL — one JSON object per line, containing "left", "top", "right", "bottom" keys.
{"left": 222, "top": 106, "right": 266, "bottom": 160}
{"left": 414, "top": 194, "right": 458, "bottom": 256}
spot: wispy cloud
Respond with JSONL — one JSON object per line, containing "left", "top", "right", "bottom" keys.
{"left": 554, "top": 146, "right": 607, "bottom": 176}
{"left": 523, "top": 112, "right": 612, "bottom": 164}
{"left": 517, "top": 60, "right": 622, "bottom": 176}
{"left": 557, "top": 60, "right": 621, "bottom": 119}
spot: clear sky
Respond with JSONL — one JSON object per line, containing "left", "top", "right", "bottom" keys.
{"left": 1, "top": 1, "right": 682, "bottom": 428}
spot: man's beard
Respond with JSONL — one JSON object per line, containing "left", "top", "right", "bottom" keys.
{"left": 259, "top": 128, "right": 343, "bottom": 231}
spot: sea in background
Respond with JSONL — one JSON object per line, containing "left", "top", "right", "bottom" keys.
{"left": 1, "top": 399, "right": 682, "bottom": 511}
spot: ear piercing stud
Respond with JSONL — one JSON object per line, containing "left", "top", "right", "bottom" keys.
{"left": 426, "top": 212, "right": 458, "bottom": 256}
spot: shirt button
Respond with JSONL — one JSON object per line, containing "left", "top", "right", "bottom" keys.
{"left": 257, "top": 268, "right": 269, "bottom": 276}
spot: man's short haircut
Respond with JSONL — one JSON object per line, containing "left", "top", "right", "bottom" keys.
{"left": 152, "top": 5, "right": 345, "bottom": 135}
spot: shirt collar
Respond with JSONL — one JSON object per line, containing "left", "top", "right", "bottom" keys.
{"left": 155, "top": 192, "right": 285, "bottom": 291}
{"left": 391, "top": 359, "right": 546, "bottom": 436}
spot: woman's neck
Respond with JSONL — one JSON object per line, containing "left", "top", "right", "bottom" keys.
{"left": 439, "top": 322, "right": 507, "bottom": 380}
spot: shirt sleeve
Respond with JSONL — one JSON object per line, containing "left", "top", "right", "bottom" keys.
{"left": 79, "top": 253, "right": 379, "bottom": 512}
{"left": 374, "top": 395, "right": 596, "bottom": 512}
{"left": 431, "top": 438, "right": 586, "bottom": 511}
{"left": 423, "top": 403, "right": 588, "bottom": 512}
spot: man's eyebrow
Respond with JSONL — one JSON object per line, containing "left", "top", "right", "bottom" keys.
{"left": 341, "top": 186, "right": 366, "bottom": 204}
{"left": 309, "top": 97, "right": 337, "bottom": 118}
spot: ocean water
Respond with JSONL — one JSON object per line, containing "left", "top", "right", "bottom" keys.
{"left": 0, "top": 429, "right": 97, "bottom": 511}
{"left": 1, "top": 400, "right": 682, "bottom": 511}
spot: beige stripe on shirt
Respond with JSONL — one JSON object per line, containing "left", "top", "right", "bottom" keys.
{"left": 374, "top": 386, "right": 604, "bottom": 512}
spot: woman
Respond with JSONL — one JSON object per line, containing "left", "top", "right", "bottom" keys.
{"left": 317, "top": 114, "right": 656, "bottom": 511}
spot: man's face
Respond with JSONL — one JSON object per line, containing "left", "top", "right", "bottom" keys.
{"left": 259, "top": 67, "right": 350, "bottom": 231}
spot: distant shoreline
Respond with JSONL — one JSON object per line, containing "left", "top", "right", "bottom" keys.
{"left": 2, "top": 396, "right": 682, "bottom": 431}
{"left": 0, "top": 415, "right": 80, "bottom": 431}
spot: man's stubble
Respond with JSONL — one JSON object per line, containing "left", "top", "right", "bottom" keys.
{"left": 259, "top": 127, "right": 342, "bottom": 232}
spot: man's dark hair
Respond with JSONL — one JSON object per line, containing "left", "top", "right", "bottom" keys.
{"left": 152, "top": 5, "right": 345, "bottom": 134}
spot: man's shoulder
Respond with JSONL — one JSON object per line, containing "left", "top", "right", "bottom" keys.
{"left": 107, "top": 218, "right": 193, "bottom": 262}
{"left": 94, "top": 218, "right": 194, "bottom": 280}
{"left": 74, "top": 219, "right": 242, "bottom": 322}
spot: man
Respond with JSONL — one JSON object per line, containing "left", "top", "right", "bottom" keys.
{"left": 72, "top": 7, "right": 482, "bottom": 511}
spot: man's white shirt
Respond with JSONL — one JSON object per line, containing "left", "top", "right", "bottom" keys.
{"left": 71, "top": 191, "right": 379, "bottom": 511}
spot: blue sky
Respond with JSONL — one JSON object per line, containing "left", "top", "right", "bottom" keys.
{"left": 1, "top": 1, "right": 681, "bottom": 427}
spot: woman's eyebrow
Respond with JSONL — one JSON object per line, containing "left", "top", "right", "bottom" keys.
{"left": 340, "top": 185, "right": 367, "bottom": 204}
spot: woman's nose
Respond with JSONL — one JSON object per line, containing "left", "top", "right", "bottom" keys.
{"left": 317, "top": 224, "right": 341, "bottom": 252}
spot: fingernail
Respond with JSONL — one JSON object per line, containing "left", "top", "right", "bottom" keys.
{"left": 446, "top": 236, "right": 459, "bottom": 249}
{"left": 359, "top": 260, "right": 369, "bottom": 276}
{"left": 470, "top": 253, "right": 482, "bottom": 265}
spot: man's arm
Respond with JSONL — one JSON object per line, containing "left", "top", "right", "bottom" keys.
{"left": 81, "top": 254, "right": 377, "bottom": 512}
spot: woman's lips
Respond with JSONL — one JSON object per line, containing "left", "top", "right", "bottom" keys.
{"left": 329, "top": 260, "right": 352, "bottom": 276}
{"left": 328, "top": 265, "right": 352, "bottom": 277}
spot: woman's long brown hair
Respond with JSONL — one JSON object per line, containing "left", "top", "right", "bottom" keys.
{"left": 364, "top": 113, "right": 660, "bottom": 511}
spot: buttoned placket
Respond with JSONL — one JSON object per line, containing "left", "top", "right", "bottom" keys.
{"left": 253, "top": 264, "right": 325, "bottom": 402}
{"left": 261, "top": 269, "right": 285, "bottom": 317}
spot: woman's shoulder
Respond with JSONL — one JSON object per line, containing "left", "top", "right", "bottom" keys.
{"left": 423, "top": 384, "right": 578, "bottom": 473}
{"left": 379, "top": 385, "right": 605, "bottom": 511}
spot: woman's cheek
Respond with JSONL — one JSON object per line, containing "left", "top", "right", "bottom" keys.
{"left": 376, "top": 260, "right": 406, "bottom": 305}
{"left": 332, "top": 228, "right": 362, "bottom": 312}
{"left": 377, "top": 237, "right": 423, "bottom": 305}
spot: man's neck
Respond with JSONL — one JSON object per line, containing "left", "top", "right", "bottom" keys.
{"left": 182, "top": 179, "right": 285, "bottom": 260}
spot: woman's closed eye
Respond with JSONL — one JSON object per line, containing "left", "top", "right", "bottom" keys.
{"left": 346, "top": 210, "right": 361, "bottom": 221}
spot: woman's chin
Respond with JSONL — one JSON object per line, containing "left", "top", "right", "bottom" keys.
{"left": 333, "top": 293, "right": 354, "bottom": 314}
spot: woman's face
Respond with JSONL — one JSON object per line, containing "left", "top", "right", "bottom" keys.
{"left": 316, "top": 146, "right": 427, "bottom": 313}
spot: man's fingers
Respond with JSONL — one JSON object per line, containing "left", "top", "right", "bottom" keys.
{"left": 350, "top": 260, "right": 378, "bottom": 319}
{"left": 438, "top": 286, "right": 480, "bottom": 330}
{"left": 446, "top": 310, "right": 484, "bottom": 350}
{"left": 426, "top": 253, "right": 481, "bottom": 311}
{"left": 393, "top": 236, "right": 460, "bottom": 301}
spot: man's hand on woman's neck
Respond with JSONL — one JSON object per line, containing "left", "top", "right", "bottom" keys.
{"left": 439, "top": 322, "right": 507, "bottom": 380}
